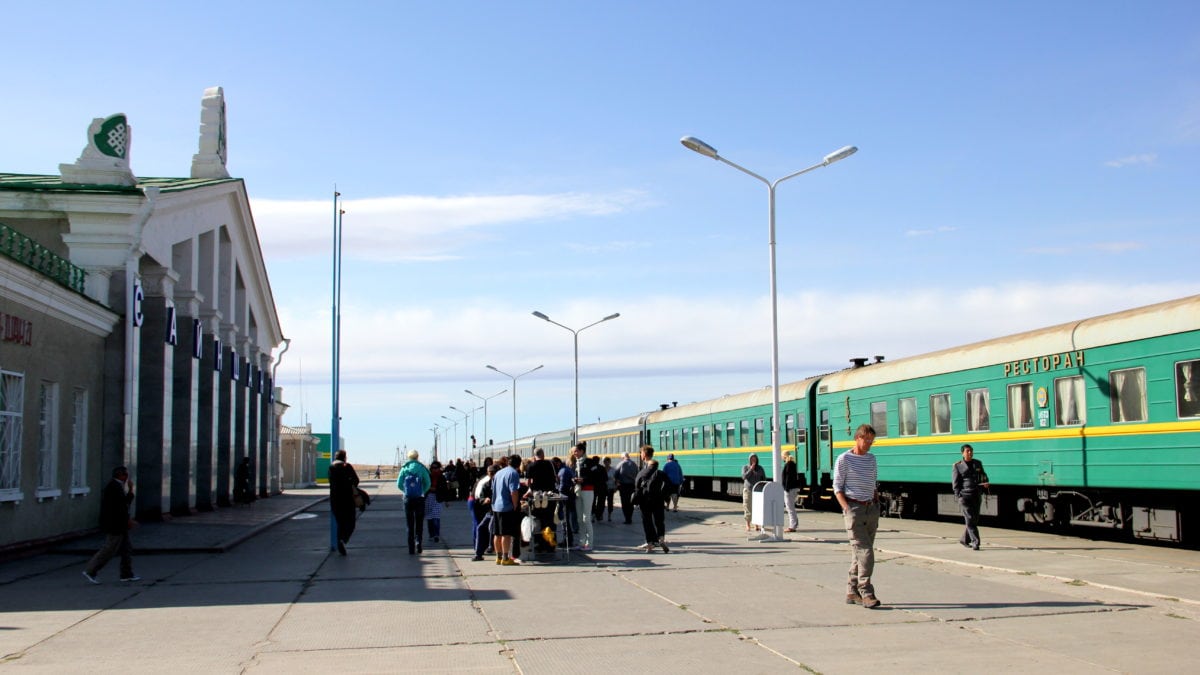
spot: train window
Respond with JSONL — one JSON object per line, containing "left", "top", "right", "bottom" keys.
{"left": 740, "top": 420, "right": 750, "bottom": 446}
{"left": 673, "top": 428, "right": 682, "bottom": 450}
{"left": 1054, "top": 377, "right": 1086, "bottom": 426}
{"left": 711, "top": 424, "right": 721, "bottom": 447}
{"left": 1008, "top": 383, "right": 1034, "bottom": 428}
{"left": 1109, "top": 368, "right": 1147, "bottom": 423}
{"left": 930, "top": 393, "right": 951, "bottom": 434}
{"left": 966, "top": 388, "right": 990, "bottom": 432}
{"left": 898, "top": 397, "right": 917, "bottom": 436}
{"left": 702, "top": 425, "right": 711, "bottom": 448}
{"left": 1178, "top": 360, "right": 1200, "bottom": 418}
{"left": 754, "top": 418, "right": 764, "bottom": 445}
{"left": 869, "top": 402, "right": 888, "bottom": 437}
{"left": 692, "top": 426, "right": 701, "bottom": 449}
{"left": 726, "top": 422, "right": 736, "bottom": 447}
{"left": 785, "top": 414, "right": 795, "bottom": 444}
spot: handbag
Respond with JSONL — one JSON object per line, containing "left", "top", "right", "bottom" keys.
{"left": 354, "top": 487, "right": 370, "bottom": 512}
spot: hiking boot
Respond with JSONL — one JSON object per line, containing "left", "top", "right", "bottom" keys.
{"left": 845, "top": 592, "right": 861, "bottom": 605}
{"left": 861, "top": 594, "right": 881, "bottom": 609}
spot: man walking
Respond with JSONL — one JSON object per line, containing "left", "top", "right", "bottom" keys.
{"left": 662, "top": 453, "right": 684, "bottom": 512}
{"left": 83, "top": 466, "right": 139, "bottom": 584}
{"left": 614, "top": 452, "right": 638, "bottom": 524}
{"left": 397, "top": 450, "right": 431, "bottom": 555}
{"left": 834, "top": 424, "right": 881, "bottom": 609}
{"left": 952, "top": 444, "right": 990, "bottom": 550}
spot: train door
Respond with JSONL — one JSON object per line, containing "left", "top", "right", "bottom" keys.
{"left": 818, "top": 407, "right": 833, "bottom": 488}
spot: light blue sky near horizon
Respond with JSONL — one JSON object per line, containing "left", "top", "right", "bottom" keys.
{"left": 5, "top": 2, "right": 1199, "bottom": 466}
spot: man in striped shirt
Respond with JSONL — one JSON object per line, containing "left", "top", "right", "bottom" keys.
{"left": 834, "top": 424, "right": 881, "bottom": 609}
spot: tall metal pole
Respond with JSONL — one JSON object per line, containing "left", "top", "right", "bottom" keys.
{"left": 531, "top": 312, "right": 620, "bottom": 445}
{"left": 465, "top": 389, "right": 506, "bottom": 455}
{"left": 680, "top": 136, "right": 856, "bottom": 541}
{"left": 329, "top": 189, "right": 341, "bottom": 552}
{"left": 487, "top": 365, "right": 543, "bottom": 454}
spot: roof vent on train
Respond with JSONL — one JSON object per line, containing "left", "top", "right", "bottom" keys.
{"left": 874, "top": 355, "right": 885, "bottom": 363}
{"left": 850, "top": 357, "right": 869, "bottom": 368}
{"left": 658, "top": 402, "right": 679, "bottom": 410}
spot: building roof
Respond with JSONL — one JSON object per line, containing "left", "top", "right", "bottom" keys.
{"left": 0, "top": 173, "right": 241, "bottom": 194}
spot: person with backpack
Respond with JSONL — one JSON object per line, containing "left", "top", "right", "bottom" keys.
{"left": 634, "top": 445, "right": 669, "bottom": 553}
{"left": 397, "top": 450, "right": 431, "bottom": 555}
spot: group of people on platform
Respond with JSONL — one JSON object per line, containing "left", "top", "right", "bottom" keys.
{"left": 323, "top": 430, "right": 992, "bottom": 612}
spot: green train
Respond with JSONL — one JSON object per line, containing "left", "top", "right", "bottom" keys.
{"left": 486, "top": 295, "right": 1200, "bottom": 545}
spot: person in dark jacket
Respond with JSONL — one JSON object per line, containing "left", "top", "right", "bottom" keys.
{"left": 328, "top": 450, "right": 360, "bottom": 555}
{"left": 782, "top": 451, "right": 800, "bottom": 532}
{"left": 614, "top": 452, "right": 638, "bottom": 524}
{"left": 952, "top": 444, "right": 990, "bottom": 550}
{"left": 83, "top": 465, "right": 138, "bottom": 584}
{"left": 634, "top": 446, "right": 669, "bottom": 553}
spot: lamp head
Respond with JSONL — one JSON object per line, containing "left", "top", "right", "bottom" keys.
{"left": 532, "top": 311, "right": 550, "bottom": 321}
{"left": 681, "top": 136, "right": 719, "bottom": 159}
{"left": 823, "top": 146, "right": 858, "bottom": 165}
{"left": 603, "top": 312, "right": 620, "bottom": 322}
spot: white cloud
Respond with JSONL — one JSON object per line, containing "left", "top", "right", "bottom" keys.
{"left": 1103, "top": 153, "right": 1157, "bottom": 168}
{"left": 252, "top": 190, "right": 650, "bottom": 261}
{"left": 904, "top": 226, "right": 958, "bottom": 237}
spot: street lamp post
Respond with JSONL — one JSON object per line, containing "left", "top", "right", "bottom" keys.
{"left": 439, "top": 415, "right": 458, "bottom": 463}
{"left": 448, "top": 407, "right": 471, "bottom": 460}
{"left": 681, "top": 135, "right": 856, "bottom": 540}
{"left": 465, "top": 389, "right": 506, "bottom": 454}
{"left": 486, "top": 364, "right": 544, "bottom": 454}
{"left": 531, "top": 311, "right": 620, "bottom": 445}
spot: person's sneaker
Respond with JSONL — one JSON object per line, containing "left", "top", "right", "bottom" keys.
{"left": 120, "top": 575, "right": 142, "bottom": 582}
{"left": 861, "top": 594, "right": 881, "bottom": 609}
{"left": 417, "top": 542, "right": 423, "bottom": 553}
{"left": 499, "top": 558, "right": 518, "bottom": 566}
{"left": 496, "top": 557, "right": 503, "bottom": 565}
{"left": 660, "top": 540, "right": 670, "bottom": 554}
{"left": 337, "top": 540, "right": 347, "bottom": 556}
{"left": 845, "top": 592, "right": 861, "bottom": 605}
{"left": 471, "top": 555, "right": 484, "bottom": 561}
{"left": 579, "top": 545, "right": 592, "bottom": 552}
{"left": 971, "top": 543, "right": 980, "bottom": 550}
{"left": 82, "top": 571, "right": 100, "bottom": 585}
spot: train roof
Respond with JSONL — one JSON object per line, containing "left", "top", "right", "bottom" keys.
{"left": 647, "top": 378, "right": 821, "bottom": 424}
{"left": 578, "top": 413, "right": 651, "bottom": 437}
{"left": 819, "top": 294, "right": 1200, "bottom": 392}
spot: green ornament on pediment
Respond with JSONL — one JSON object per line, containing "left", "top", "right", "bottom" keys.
{"left": 92, "top": 114, "right": 129, "bottom": 158}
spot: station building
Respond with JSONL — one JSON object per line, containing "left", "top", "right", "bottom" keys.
{"left": 0, "top": 87, "right": 289, "bottom": 553}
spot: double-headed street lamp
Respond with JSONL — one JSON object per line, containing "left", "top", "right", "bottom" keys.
{"left": 465, "top": 388, "right": 506, "bottom": 452}
{"left": 531, "top": 311, "right": 620, "bottom": 445}
{"left": 681, "top": 135, "right": 856, "bottom": 537}
{"left": 486, "top": 364, "right": 544, "bottom": 453}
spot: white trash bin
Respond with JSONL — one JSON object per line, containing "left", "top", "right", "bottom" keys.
{"left": 751, "top": 481, "right": 785, "bottom": 529}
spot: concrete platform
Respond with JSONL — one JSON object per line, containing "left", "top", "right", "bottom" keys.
{"left": 1, "top": 479, "right": 1198, "bottom": 673}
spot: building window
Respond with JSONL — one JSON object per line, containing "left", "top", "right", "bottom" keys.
{"left": 870, "top": 401, "right": 888, "bottom": 437}
{"left": 1008, "top": 383, "right": 1034, "bottom": 429}
{"left": 1178, "top": 360, "right": 1200, "bottom": 418}
{"left": 898, "top": 397, "right": 917, "bottom": 436}
{"left": 71, "top": 389, "right": 89, "bottom": 492}
{"left": 966, "top": 388, "right": 990, "bottom": 432}
{"left": 930, "top": 393, "right": 951, "bottom": 435}
{"left": 1055, "top": 376, "right": 1086, "bottom": 426}
{"left": 0, "top": 371, "right": 26, "bottom": 499}
{"left": 1109, "top": 368, "right": 1147, "bottom": 423}
{"left": 38, "top": 382, "right": 60, "bottom": 496}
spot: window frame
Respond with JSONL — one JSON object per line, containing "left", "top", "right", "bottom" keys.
{"left": 930, "top": 393, "right": 952, "bottom": 435}
{"left": 1109, "top": 367, "right": 1148, "bottom": 423}
{"left": 965, "top": 387, "right": 991, "bottom": 433}
{"left": 898, "top": 397, "right": 917, "bottom": 436}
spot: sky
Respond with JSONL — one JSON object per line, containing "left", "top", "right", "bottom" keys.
{"left": 5, "top": 2, "right": 1200, "bottom": 467}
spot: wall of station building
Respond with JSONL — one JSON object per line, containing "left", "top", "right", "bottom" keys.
{"left": 0, "top": 89, "right": 289, "bottom": 552}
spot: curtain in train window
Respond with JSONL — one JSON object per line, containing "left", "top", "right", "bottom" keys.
{"left": 966, "top": 388, "right": 990, "bottom": 432}
{"left": 898, "top": 397, "right": 917, "bottom": 436}
{"left": 1109, "top": 368, "right": 1147, "bottom": 423}
{"left": 1008, "top": 383, "right": 1034, "bottom": 428}
{"left": 1179, "top": 360, "right": 1200, "bottom": 418}
{"left": 870, "top": 401, "right": 888, "bottom": 437}
{"left": 930, "top": 393, "right": 951, "bottom": 434}
{"left": 1055, "top": 376, "right": 1086, "bottom": 425}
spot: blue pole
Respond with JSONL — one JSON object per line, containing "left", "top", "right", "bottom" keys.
{"left": 330, "top": 189, "right": 341, "bottom": 552}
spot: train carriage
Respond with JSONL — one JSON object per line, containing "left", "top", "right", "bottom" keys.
{"left": 577, "top": 413, "right": 650, "bottom": 461}
{"left": 646, "top": 379, "right": 820, "bottom": 498}
{"left": 814, "top": 295, "right": 1200, "bottom": 543}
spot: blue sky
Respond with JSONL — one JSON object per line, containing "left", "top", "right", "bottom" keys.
{"left": 6, "top": 2, "right": 1199, "bottom": 466}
